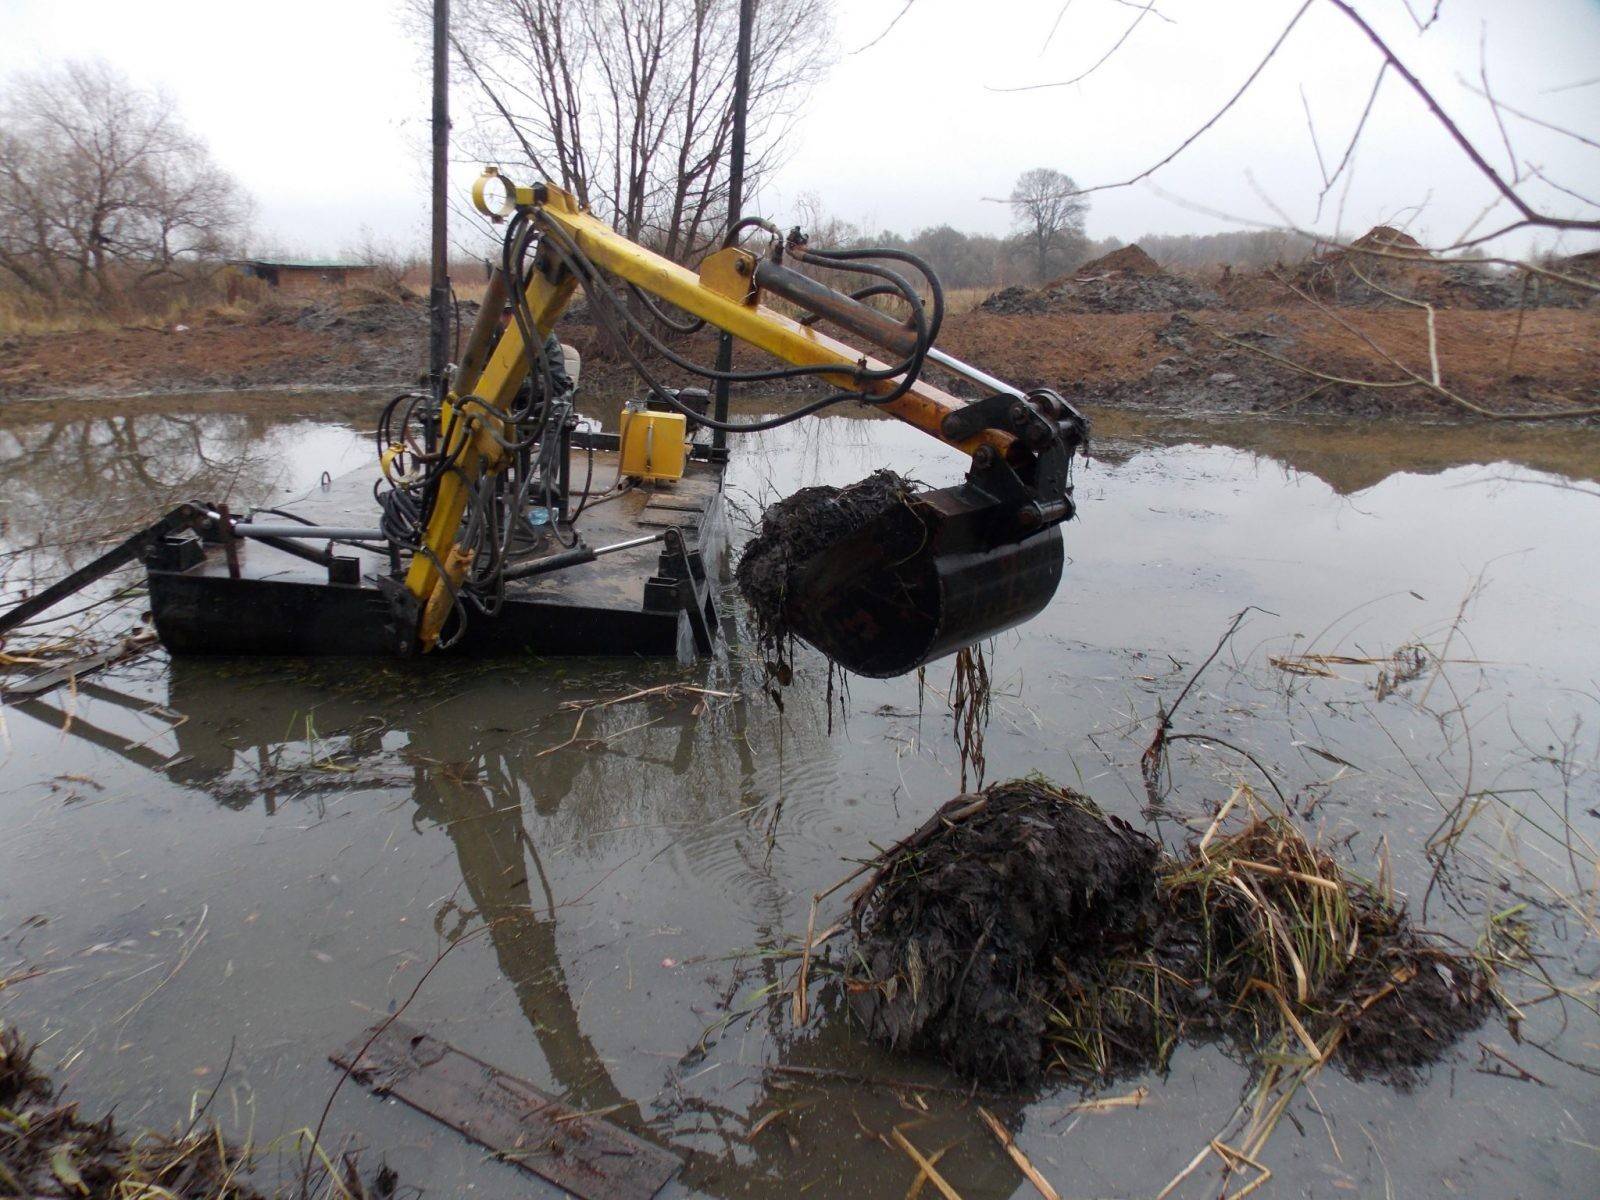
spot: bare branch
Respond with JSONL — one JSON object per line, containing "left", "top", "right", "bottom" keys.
{"left": 852, "top": 0, "right": 916, "bottom": 54}
{"left": 987, "top": 0, "right": 1173, "bottom": 93}
{"left": 985, "top": 2, "right": 1313, "bottom": 203}
{"left": 1324, "top": 0, "right": 1600, "bottom": 235}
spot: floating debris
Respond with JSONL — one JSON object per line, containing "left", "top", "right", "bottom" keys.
{"left": 847, "top": 779, "right": 1159, "bottom": 1087}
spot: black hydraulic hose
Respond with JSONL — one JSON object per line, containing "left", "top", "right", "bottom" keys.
{"left": 723, "top": 215, "right": 782, "bottom": 249}
{"left": 791, "top": 242, "right": 945, "bottom": 344}
{"left": 626, "top": 281, "right": 705, "bottom": 334}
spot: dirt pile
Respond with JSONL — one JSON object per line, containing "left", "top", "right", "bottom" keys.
{"left": 1292, "top": 225, "right": 1586, "bottom": 310}
{"left": 980, "top": 243, "right": 1221, "bottom": 316}
{"left": 1069, "top": 243, "right": 1165, "bottom": 278}
{"left": 1563, "top": 248, "right": 1600, "bottom": 279}
{"left": 734, "top": 469, "right": 921, "bottom": 654}
{"left": 843, "top": 779, "right": 1491, "bottom": 1088}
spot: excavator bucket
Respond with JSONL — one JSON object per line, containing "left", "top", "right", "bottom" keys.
{"left": 780, "top": 484, "right": 1065, "bottom": 678}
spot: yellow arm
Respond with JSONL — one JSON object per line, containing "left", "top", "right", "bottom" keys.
{"left": 404, "top": 179, "right": 1027, "bottom": 650}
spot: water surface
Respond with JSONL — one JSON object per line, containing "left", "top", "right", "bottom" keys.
{"left": 1, "top": 394, "right": 1596, "bottom": 1198}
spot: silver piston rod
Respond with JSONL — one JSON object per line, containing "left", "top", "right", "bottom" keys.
{"left": 751, "top": 259, "right": 1024, "bottom": 400}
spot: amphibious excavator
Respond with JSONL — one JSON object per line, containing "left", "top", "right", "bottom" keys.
{"left": 0, "top": 172, "right": 1086, "bottom": 679}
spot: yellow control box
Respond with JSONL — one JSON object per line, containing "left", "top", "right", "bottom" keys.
{"left": 617, "top": 409, "right": 688, "bottom": 482}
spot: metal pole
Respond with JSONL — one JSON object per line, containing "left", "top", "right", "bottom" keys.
{"left": 711, "top": 0, "right": 755, "bottom": 454}
{"left": 427, "top": 0, "right": 452, "bottom": 452}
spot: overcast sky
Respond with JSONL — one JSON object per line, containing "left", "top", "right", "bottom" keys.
{"left": 5, "top": 0, "right": 1597, "bottom": 258}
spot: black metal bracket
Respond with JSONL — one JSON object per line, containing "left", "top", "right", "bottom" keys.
{"left": 0, "top": 502, "right": 210, "bottom": 640}
{"left": 942, "top": 387, "right": 1089, "bottom": 535}
{"left": 376, "top": 574, "right": 423, "bottom": 657}
{"left": 645, "top": 528, "right": 715, "bottom": 656}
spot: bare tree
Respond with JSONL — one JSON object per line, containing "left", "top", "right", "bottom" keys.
{"left": 0, "top": 60, "right": 250, "bottom": 305}
{"left": 448, "top": 0, "right": 831, "bottom": 263}
{"left": 1010, "top": 167, "right": 1089, "bottom": 283}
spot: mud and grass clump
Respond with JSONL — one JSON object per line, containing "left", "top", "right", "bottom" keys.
{"left": 847, "top": 780, "right": 1159, "bottom": 1087}
{"left": 844, "top": 779, "right": 1491, "bottom": 1088}
{"left": 735, "top": 468, "right": 919, "bottom": 654}
{"left": 0, "top": 1021, "right": 266, "bottom": 1197}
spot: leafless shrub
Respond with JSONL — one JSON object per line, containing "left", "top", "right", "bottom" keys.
{"left": 0, "top": 60, "right": 251, "bottom": 314}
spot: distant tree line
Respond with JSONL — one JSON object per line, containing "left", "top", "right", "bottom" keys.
{"left": 785, "top": 212, "right": 1315, "bottom": 294}
{"left": 1135, "top": 229, "right": 1317, "bottom": 272}
{"left": 782, "top": 168, "right": 1318, "bottom": 295}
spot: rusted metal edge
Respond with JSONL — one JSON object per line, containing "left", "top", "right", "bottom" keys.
{"left": 331, "top": 1019, "right": 680, "bottom": 1200}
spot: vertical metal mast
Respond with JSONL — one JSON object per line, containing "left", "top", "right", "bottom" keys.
{"left": 427, "top": 0, "right": 452, "bottom": 430}
{"left": 711, "top": 0, "right": 756, "bottom": 454}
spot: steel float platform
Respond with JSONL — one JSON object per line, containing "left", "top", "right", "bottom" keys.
{"left": 147, "top": 434, "right": 725, "bottom": 659}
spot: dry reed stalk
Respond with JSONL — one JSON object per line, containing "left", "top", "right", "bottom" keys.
{"left": 976, "top": 1108, "right": 1062, "bottom": 1200}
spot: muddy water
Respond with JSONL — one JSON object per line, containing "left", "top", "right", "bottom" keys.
{"left": 1, "top": 394, "right": 1597, "bottom": 1198}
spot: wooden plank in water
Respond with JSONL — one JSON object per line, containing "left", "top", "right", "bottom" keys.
{"left": 331, "top": 1020, "right": 680, "bottom": 1200}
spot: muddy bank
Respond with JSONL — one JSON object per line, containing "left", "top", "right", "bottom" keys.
{"left": 4, "top": 284, "right": 1595, "bottom": 423}
{"left": 937, "top": 304, "right": 1600, "bottom": 420}
{"left": 843, "top": 779, "right": 1491, "bottom": 1089}
{"left": 0, "top": 290, "right": 431, "bottom": 401}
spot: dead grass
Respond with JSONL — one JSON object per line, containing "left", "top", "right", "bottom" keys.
{"left": 1045, "top": 786, "right": 1490, "bottom": 1084}
{"left": 937, "top": 303, "right": 1600, "bottom": 414}
{"left": 0, "top": 1017, "right": 400, "bottom": 1198}
{"left": 0, "top": 1019, "right": 265, "bottom": 1197}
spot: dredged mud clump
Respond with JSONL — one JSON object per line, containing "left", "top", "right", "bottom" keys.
{"left": 846, "top": 780, "right": 1160, "bottom": 1087}
{"left": 843, "top": 779, "right": 1492, "bottom": 1089}
{"left": 734, "top": 469, "right": 919, "bottom": 653}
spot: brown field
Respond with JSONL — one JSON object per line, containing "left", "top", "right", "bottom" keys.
{"left": 1, "top": 272, "right": 1594, "bottom": 420}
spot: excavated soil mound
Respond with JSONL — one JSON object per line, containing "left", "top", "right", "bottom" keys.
{"left": 843, "top": 779, "right": 1492, "bottom": 1089}
{"left": 1069, "top": 243, "right": 1164, "bottom": 279}
{"left": 980, "top": 243, "right": 1220, "bottom": 316}
{"left": 734, "top": 469, "right": 919, "bottom": 652}
{"left": 1291, "top": 225, "right": 1586, "bottom": 310}
{"left": 847, "top": 781, "right": 1160, "bottom": 1087}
